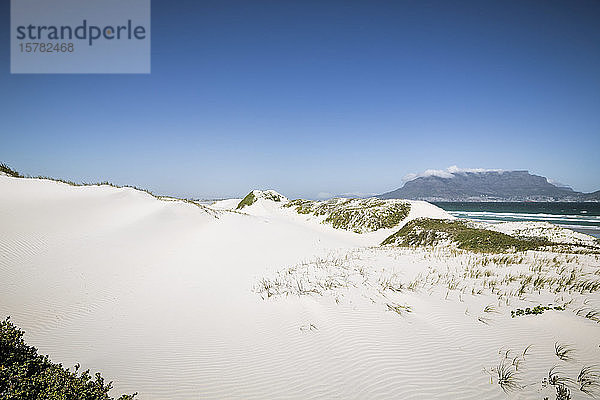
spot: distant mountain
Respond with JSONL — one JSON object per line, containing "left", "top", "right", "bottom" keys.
{"left": 379, "top": 170, "right": 598, "bottom": 202}
{"left": 582, "top": 190, "right": 600, "bottom": 201}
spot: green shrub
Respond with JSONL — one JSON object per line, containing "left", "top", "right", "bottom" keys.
{"left": 236, "top": 191, "right": 257, "bottom": 209}
{"left": 324, "top": 202, "right": 410, "bottom": 232}
{"left": 284, "top": 199, "right": 314, "bottom": 214}
{"left": 382, "top": 218, "right": 552, "bottom": 252}
{"left": 0, "top": 318, "right": 136, "bottom": 400}
{"left": 285, "top": 198, "right": 411, "bottom": 233}
{"left": 510, "top": 304, "right": 564, "bottom": 318}
{"left": 0, "top": 163, "right": 22, "bottom": 178}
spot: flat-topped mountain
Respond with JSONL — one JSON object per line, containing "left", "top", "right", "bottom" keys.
{"left": 379, "top": 168, "right": 598, "bottom": 202}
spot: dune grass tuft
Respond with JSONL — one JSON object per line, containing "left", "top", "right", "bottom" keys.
{"left": 496, "top": 357, "right": 522, "bottom": 392}
{"left": 575, "top": 306, "right": 600, "bottom": 323}
{"left": 577, "top": 365, "right": 600, "bottom": 396}
{"left": 386, "top": 303, "right": 412, "bottom": 316}
{"left": 554, "top": 342, "right": 575, "bottom": 361}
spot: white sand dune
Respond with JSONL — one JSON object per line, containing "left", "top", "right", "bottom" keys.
{"left": 1, "top": 176, "right": 599, "bottom": 399}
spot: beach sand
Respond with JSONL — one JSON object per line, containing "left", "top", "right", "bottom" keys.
{"left": 1, "top": 176, "right": 599, "bottom": 399}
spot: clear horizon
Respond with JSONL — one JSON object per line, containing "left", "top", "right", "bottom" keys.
{"left": 1, "top": 1, "right": 599, "bottom": 199}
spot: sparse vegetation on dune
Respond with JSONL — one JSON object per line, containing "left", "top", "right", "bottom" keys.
{"left": 0, "top": 163, "right": 23, "bottom": 178}
{"left": 575, "top": 305, "right": 600, "bottom": 323}
{"left": 236, "top": 191, "right": 257, "bottom": 209}
{"left": 408, "top": 252, "right": 600, "bottom": 303}
{"left": 284, "top": 197, "right": 411, "bottom": 233}
{"left": 0, "top": 162, "right": 221, "bottom": 217}
{"left": 256, "top": 245, "right": 600, "bottom": 326}
{"left": 381, "top": 218, "right": 553, "bottom": 252}
{"left": 236, "top": 190, "right": 287, "bottom": 209}
{"left": 285, "top": 199, "right": 314, "bottom": 214}
{"left": 253, "top": 243, "right": 599, "bottom": 398}
{"left": 253, "top": 251, "right": 364, "bottom": 299}
{"left": 1, "top": 163, "right": 158, "bottom": 194}
{"left": 486, "top": 348, "right": 529, "bottom": 393}
{"left": 253, "top": 250, "right": 415, "bottom": 317}
{"left": 487, "top": 345, "right": 600, "bottom": 399}
{"left": 0, "top": 318, "right": 136, "bottom": 400}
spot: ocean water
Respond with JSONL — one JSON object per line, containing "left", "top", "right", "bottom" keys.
{"left": 432, "top": 202, "right": 600, "bottom": 238}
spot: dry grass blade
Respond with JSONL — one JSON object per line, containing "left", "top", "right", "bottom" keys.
{"left": 577, "top": 365, "right": 600, "bottom": 396}
{"left": 576, "top": 306, "right": 600, "bottom": 323}
{"left": 497, "top": 358, "right": 521, "bottom": 393}
{"left": 386, "top": 303, "right": 412, "bottom": 316}
{"left": 522, "top": 344, "right": 532, "bottom": 358}
{"left": 554, "top": 342, "right": 575, "bottom": 361}
{"left": 483, "top": 304, "right": 498, "bottom": 313}
{"left": 379, "top": 274, "right": 404, "bottom": 292}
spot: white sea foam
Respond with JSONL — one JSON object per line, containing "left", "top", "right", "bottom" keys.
{"left": 448, "top": 211, "right": 600, "bottom": 238}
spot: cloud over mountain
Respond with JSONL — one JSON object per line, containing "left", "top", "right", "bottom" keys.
{"left": 403, "top": 166, "right": 505, "bottom": 182}
{"left": 381, "top": 168, "right": 598, "bottom": 202}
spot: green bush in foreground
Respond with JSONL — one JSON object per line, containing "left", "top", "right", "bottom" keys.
{"left": 0, "top": 318, "right": 136, "bottom": 400}
{"left": 382, "top": 218, "right": 552, "bottom": 252}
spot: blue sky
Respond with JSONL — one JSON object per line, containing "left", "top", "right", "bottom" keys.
{"left": 1, "top": 0, "right": 599, "bottom": 199}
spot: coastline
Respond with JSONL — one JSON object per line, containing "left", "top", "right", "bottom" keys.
{"left": 434, "top": 201, "right": 600, "bottom": 238}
